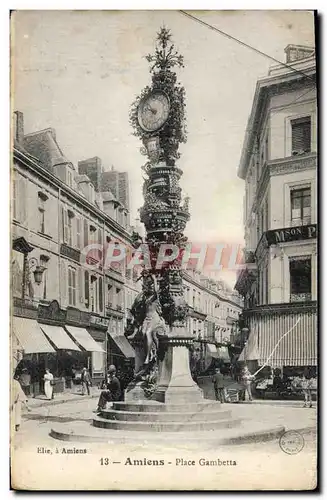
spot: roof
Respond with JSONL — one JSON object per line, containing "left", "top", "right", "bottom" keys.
{"left": 23, "top": 128, "right": 70, "bottom": 171}
{"left": 75, "top": 174, "right": 92, "bottom": 183}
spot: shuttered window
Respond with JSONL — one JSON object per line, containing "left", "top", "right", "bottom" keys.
{"left": 291, "top": 117, "right": 311, "bottom": 154}
{"left": 68, "top": 267, "right": 77, "bottom": 306}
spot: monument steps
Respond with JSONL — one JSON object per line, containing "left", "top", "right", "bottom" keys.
{"left": 100, "top": 408, "right": 232, "bottom": 422}
{"left": 112, "top": 401, "right": 224, "bottom": 413}
{"left": 50, "top": 419, "right": 286, "bottom": 445}
{"left": 92, "top": 415, "right": 242, "bottom": 432}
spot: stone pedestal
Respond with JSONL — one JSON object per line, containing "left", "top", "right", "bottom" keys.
{"left": 154, "top": 343, "right": 203, "bottom": 403}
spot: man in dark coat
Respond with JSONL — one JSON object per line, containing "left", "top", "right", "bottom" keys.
{"left": 212, "top": 368, "right": 225, "bottom": 403}
{"left": 96, "top": 365, "right": 121, "bottom": 412}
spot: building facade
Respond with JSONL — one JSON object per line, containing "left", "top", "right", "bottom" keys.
{"left": 183, "top": 270, "right": 243, "bottom": 372}
{"left": 12, "top": 112, "right": 138, "bottom": 391}
{"left": 234, "top": 45, "right": 317, "bottom": 373}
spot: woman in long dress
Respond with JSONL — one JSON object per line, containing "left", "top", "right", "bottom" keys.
{"left": 43, "top": 368, "right": 54, "bottom": 400}
{"left": 12, "top": 377, "right": 30, "bottom": 431}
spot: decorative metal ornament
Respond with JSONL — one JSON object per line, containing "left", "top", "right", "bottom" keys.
{"left": 137, "top": 90, "right": 170, "bottom": 132}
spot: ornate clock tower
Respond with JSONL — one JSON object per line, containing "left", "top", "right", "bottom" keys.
{"left": 127, "top": 28, "right": 203, "bottom": 403}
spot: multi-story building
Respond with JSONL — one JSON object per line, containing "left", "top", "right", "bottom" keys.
{"left": 183, "top": 270, "right": 243, "bottom": 371}
{"left": 11, "top": 111, "right": 138, "bottom": 392}
{"left": 234, "top": 45, "right": 317, "bottom": 374}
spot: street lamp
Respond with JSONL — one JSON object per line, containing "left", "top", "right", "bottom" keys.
{"left": 28, "top": 257, "right": 46, "bottom": 285}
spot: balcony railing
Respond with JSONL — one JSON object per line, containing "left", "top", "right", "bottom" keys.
{"left": 290, "top": 292, "right": 312, "bottom": 303}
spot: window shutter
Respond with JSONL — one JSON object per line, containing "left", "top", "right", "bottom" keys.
{"left": 60, "top": 259, "right": 68, "bottom": 307}
{"left": 84, "top": 219, "right": 89, "bottom": 248}
{"left": 61, "top": 206, "right": 69, "bottom": 243}
{"left": 98, "top": 277, "right": 103, "bottom": 312}
{"left": 12, "top": 176, "right": 17, "bottom": 220}
{"left": 61, "top": 206, "right": 65, "bottom": 241}
{"left": 76, "top": 217, "right": 81, "bottom": 249}
{"left": 84, "top": 270, "right": 89, "bottom": 308}
{"left": 78, "top": 268, "right": 84, "bottom": 304}
{"left": 19, "top": 176, "right": 27, "bottom": 224}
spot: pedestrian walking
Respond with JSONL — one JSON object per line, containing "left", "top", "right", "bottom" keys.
{"left": 212, "top": 368, "right": 225, "bottom": 403}
{"left": 43, "top": 368, "right": 54, "bottom": 400}
{"left": 242, "top": 366, "right": 254, "bottom": 402}
{"left": 96, "top": 365, "right": 121, "bottom": 413}
{"left": 81, "top": 367, "right": 92, "bottom": 396}
{"left": 19, "top": 368, "right": 31, "bottom": 397}
{"left": 11, "top": 377, "right": 31, "bottom": 432}
{"left": 302, "top": 372, "right": 313, "bottom": 408}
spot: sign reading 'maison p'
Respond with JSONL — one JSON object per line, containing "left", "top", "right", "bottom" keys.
{"left": 267, "top": 224, "right": 317, "bottom": 245}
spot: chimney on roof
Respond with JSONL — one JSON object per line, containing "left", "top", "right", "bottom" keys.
{"left": 13, "top": 111, "right": 24, "bottom": 145}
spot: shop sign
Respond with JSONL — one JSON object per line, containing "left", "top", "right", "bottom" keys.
{"left": 90, "top": 315, "right": 110, "bottom": 328}
{"left": 266, "top": 224, "right": 317, "bottom": 246}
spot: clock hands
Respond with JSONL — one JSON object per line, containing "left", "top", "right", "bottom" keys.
{"left": 144, "top": 103, "right": 158, "bottom": 115}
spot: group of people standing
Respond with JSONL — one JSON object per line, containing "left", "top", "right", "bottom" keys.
{"left": 212, "top": 366, "right": 253, "bottom": 403}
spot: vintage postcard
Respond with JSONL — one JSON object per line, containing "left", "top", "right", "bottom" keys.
{"left": 10, "top": 10, "right": 317, "bottom": 491}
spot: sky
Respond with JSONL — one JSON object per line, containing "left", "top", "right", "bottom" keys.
{"left": 12, "top": 10, "right": 315, "bottom": 286}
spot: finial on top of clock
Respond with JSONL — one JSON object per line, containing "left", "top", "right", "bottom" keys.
{"left": 145, "top": 26, "right": 184, "bottom": 73}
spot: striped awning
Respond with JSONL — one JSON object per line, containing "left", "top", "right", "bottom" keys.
{"left": 65, "top": 326, "right": 105, "bottom": 352}
{"left": 247, "top": 310, "right": 317, "bottom": 367}
{"left": 40, "top": 325, "right": 81, "bottom": 351}
{"left": 13, "top": 318, "right": 55, "bottom": 354}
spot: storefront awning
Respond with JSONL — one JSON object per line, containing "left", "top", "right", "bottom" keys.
{"left": 13, "top": 317, "right": 55, "bottom": 354}
{"left": 40, "top": 324, "right": 81, "bottom": 351}
{"left": 65, "top": 326, "right": 105, "bottom": 352}
{"left": 109, "top": 333, "right": 135, "bottom": 358}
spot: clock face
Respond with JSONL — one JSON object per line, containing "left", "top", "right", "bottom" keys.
{"left": 138, "top": 91, "right": 170, "bottom": 132}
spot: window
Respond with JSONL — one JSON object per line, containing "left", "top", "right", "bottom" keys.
{"left": 291, "top": 188, "right": 311, "bottom": 226}
{"left": 90, "top": 275, "right": 98, "bottom": 312}
{"left": 291, "top": 117, "right": 311, "bottom": 154}
{"left": 67, "top": 211, "right": 74, "bottom": 246}
{"left": 68, "top": 267, "right": 77, "bottom": 306}
{"left": 290, "top": 256, "right": 311, "bottom": 302}
{"left": 38, "top": 193, "right": 47, "bottom": 234}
